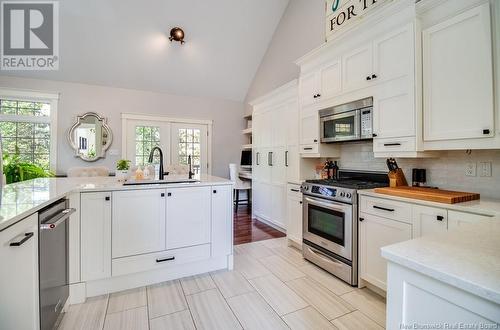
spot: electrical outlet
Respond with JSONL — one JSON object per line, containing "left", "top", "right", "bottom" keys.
{"left": 465, "top": 162, "right": 477, "bottom": 177}
{"left": 479, "top": 162, "right": 492, "bottom": 177}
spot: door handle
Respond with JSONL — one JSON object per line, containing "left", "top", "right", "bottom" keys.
{"left": 436, "top": 215, "right": 444, "bottom": 221}
{"left": 290, "top": 189, "right": 300, "bottom": 192}
{"left": 9, "top": 232, "right": 34, "bottom": 246}
{"left": 40, "top": 208, "right": 76, "bottom": 230}
{"left": 303, "top": 147, "right": 313, "bottom": 151}
{"left": 256, "top": 152, "right": 260, "bottom": 165}
{"left": 373, "top": 205, "right": 395, "bottom": 212}
{"left": 268, "top": 152, "right": 273, "bottom": 166}
{"left": 285, "top": 151, "right": 289, "bottom": 167}
{"left": 384, "top": 143, "right": 401, "bottom": 147}
{"left": 156, "top": 256, "right": 175, "bottom": 263}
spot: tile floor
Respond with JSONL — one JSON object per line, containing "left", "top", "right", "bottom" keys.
{"left": 58, "top": 238, "right": 386, "bottom": 330}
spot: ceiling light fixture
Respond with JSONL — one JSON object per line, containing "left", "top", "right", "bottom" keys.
{"left": 169, "top": 27, "right": 185, "bottom": 44}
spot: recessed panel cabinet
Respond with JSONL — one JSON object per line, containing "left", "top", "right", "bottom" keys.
{"left": 81, "top": 192, "right": 112, "bottom": 281}
{"left": 0, "top": 213, "right": 39, "bottom": 330}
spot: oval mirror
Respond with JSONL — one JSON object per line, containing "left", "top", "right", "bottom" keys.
{"left": 68, "top": 112, "right": 113, "bottom": 162}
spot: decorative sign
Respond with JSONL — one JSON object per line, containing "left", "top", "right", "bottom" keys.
{"left": 325, "top": 0, "right": 389, "bottom": 41}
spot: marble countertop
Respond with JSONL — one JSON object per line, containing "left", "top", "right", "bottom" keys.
{"left": 0, "top": 174, "right": 232, "bottom": 232}
{"left": 381, "top": 217, "right": 500, "bottom": 304}
{"left": 358, "top": 189, "right": 500, "bottom": 216}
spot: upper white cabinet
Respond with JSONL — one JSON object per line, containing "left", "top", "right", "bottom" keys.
{"left": 0, "top": 214, "right": 39, "bottom": 330}
{"left": 342, "top": 44, "right": 373, "bottom": 92}
{"left": 112, "top": 189, "right": 166, "bottom": 258}
{"left": 81, "top": 192, "right": 112, "bottom": 282}
{"left": 421, "top": 1, "right": 498, "bottom": 150}
{"left": 299, "top": 59, "right": 342, "bottom": 107}
{"left": 166, "top": 186, "right": 211, "bottom": 249}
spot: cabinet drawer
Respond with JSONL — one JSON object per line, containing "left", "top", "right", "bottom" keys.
{"left": 360, "top": 196, "right": 412, "bottom": 224}
{"left": 287, "top": 183, "right": 302, "bottom": 197}
{"left": 300, "top": 144, "right": 318, "bottom": 154}
{"left": 112, "top": 244, "right": 211, "bottom": 277}
{"left": 373, "top": 136, "right": 415, "bottom": 153}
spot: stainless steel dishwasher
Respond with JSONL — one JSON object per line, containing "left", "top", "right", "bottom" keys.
{"left": 39, "top": 199, "right": 75, "bottom": 330}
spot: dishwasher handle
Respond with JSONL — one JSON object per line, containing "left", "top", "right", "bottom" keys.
{"left": 40, "top": 208, "right": 76, "bottom": 230}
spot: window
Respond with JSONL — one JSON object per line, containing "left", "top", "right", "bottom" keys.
{"left": 0, "top": 91, "right": 58, "bottom": 171}
{"left": 177, "top": 128, "right": 201, "bottom": 174}
{"left": 134, "top": 125, "right": 161, "bottom": 166}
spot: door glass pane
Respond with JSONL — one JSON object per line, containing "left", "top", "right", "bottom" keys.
{"left": 308, "top": 205, "right": 345, "bottom": 246}
{"left": 135, "top": 125, "right": 160, "bottom": 166}
{"left": 176, "top": 128, "right": 201, "bottom": 174}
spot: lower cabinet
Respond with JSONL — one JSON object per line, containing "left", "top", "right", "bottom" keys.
{"left": 81, "top": 192, "right": 112, "bottom": 281}
{"left": 166, "top": 186, "right": 211, "bottom": 250}
{"left": 286, "top": 184, "right": 303, "bottom": 246}
{"left": 412, "top": 205, "right": 448, "bottom": 238}
{"left": 0, "top": 213, "right": 39, "bottom": 330}
{"left": 112, "top": 189, "right": 166, "bottom": 258}
{"left": 359, "top": 212, "right": 412, "bottom": 291}
{"left": 448, "top": 210, "right": 493, "bottom": 230}
{"left": 211, "top": 185, "right": 233, "bottom": 257}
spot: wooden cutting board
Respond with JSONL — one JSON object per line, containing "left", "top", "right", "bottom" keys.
{"left": 373, "top": 186, "right": 480, "bottom": 204}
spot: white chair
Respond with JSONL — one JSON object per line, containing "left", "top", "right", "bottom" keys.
{"left": 67, "top": 166, "right": 110, "bottom": 177}
{"left": 229, "top": 163, "right": 251, "bottom": 211}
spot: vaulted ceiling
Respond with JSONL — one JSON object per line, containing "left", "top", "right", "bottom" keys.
{"left": 3, "top": 0, "right": 290, "bottom": 101}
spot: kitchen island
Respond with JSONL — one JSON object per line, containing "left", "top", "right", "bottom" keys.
{"left": 382, "top": 217, "right": 500, "bottom": 328}
{"left": 0, "top": 175, "right": 234, "bottom": 330}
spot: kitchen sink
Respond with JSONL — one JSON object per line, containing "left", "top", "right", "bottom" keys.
{"left": 123, "top": 179, "right": 199, "bottom": 186}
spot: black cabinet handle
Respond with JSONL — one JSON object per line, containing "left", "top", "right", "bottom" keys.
{"left": 436, "top": 215, "right": 444, "bottom": 221}
{"left": 359, "top": 217, "right": 364, "bottom": 222}
{"left": 303, "top": 147, "right": 313, "bottom": 151}
{"left": 161, "top": 193, "right": 165, "bottom": 197}
{"left": 291, "top": 189, "right": 300, "bottom": 192}
{"left": 213, "top": 190, "right": 217, "bottom": 194}
{"left": 313, "top": 94, "right": 317, "bottom": 99}
{"left": 299, "top": 201, "right": 303, "bottom": 204}
{"left": 10, "top": 232, "right": 34, "bottom": 247}
{"left": 373, "top": 205, "right": 395, "bottom": 212}
{"left": 372, "top": 133, "right": 378, "bottom": 137}
{"left": 268, "top": 152, "right": 273, "bottom": 166}
{"left": 105, "top": 196, "right": 110, "bottom": 201}
{"left": 384, "top": 143, "right": 401, "bottom": 146}
{"left": 167, "top": 192, "right": 172, "bottom": 197}
{"left": 372, "top": 74, "right": 377, "bottom": 79}
{"left": 483, "top": 129, "right": 491, "bottom": 135}
{"left": 256, "top": 152, "right": 260, "bottom": 165}
{"left": 285, "top": 151, "right": 289, "bottom": 167}
{"left": 317, "top": 94, "right": 321, "bottom": 98}
{"left": 313, "top": 139, "right": 318, "bottom": 143}
{"left": 366, "top": 76, "right": 372, "bottom": 81}
{"left": 156, "top": 256, "right": 175, "bottom": 263}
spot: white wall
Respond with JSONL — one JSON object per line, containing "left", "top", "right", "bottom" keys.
{"left": 0, "top": 76, "right": 245, "bottom": 178}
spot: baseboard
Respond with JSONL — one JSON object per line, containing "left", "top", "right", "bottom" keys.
{"left": 253, "top": 215, "right": 286, "bottom": 233}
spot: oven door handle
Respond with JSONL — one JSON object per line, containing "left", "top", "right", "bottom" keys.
{"left": 40, "top": 208, "right": 76, "bottom": 230}
{"left": 306, "top": 245, "right": 345, "bottom": 266}
{"left": 304, "top": 197, "right": 350, "bottom": 213}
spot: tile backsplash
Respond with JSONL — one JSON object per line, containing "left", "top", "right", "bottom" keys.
{"left": 336, "top": 141, "right": 500, "bottom": 198}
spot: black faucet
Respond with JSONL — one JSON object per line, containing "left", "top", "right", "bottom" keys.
{"left": 148, "top": 147, "right": 166, "bottom": 180}
{"left": 188, "top": 155, "right": 194, "bottom": 180}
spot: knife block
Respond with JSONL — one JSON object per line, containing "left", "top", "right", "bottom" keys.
{"left": 388, "top": 169, "right": 408, "bottom": 187}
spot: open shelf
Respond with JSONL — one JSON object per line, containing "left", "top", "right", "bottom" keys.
{"left": 242, "top": 127, "right": 252, "bottom": 134}
{"left": 242, "top": 144, "right": 252, "bottom": 149}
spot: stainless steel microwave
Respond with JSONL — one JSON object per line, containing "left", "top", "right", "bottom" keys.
{"left": 319, "top": 97, "right": 373, "bottom": 143}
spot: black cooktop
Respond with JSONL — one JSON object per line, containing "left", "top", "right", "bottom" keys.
{"left": 305, "top": 170, "right": 389, "bottom": 190}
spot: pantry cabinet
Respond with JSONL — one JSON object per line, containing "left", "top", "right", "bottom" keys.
{"left": 166, "top": 186, "right": 211, "bottom": 249}
{"left": 81, "top": 192, "right": 112, "bottom": 281}
{"left": 421, "top": 2, "right": 497, "bottom": 149}
{"left": 0, "top": 213, "right": 39, "bottom": 330}
{"left": 112, "top": 189, "right": 166, "bottom": 258}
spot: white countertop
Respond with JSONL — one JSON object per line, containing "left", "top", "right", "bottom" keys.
{"left": 0, "top": 174, "right": 232, "bottom": 232}
{"left": 381, "top": 217, "right": 500, "bottom": 304}
{"left": 358, "top": 189, "right": 500, "bottom": 216}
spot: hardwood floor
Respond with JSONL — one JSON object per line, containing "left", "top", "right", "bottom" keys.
{"left": 233, "top": 207, "right": 286, "bottom": 245}
{"left": 59, "top": 238, "right": 387, "bottom": 330}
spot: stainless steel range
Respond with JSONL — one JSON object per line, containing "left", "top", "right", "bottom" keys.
{"left": 301, "top": 170, "right": 388, "bottom": 286}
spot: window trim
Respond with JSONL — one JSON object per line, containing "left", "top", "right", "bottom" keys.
{"left": 121, "top": 113, "right": 213, "bottom": 175}
{"left": 0, "top": 88, "right": 59, "bottom": 172}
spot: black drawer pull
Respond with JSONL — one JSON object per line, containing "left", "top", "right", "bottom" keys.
{"left": 167, "top": 192, "right": 172, "bottom": 197}
{"left": 299, "top": 201, "right": 303, "bottom": 204}
{"left": 156, "top": 256, "right": 175, "bottom": 263}
{"left": 105, "top": 196, "right": 110, "bottom": 201}
{"left": 10, "top": 232, "right": 34, "bottom": 246}
{"left": 372, "top": 74, "right": 377, "bottom": 79}
{"left": 483, "top": 129, "right": 490, "bottom": 135}
{"left": 290, "top": 189, "right": 300, "bottom": 192}
{"left": 303, "top": 147, "right": 313, "bottom": 151}
{"left": 384, "top": 143, "right": 401, "bottom": 147}
{"left": 366, "top": 76, "right": 372, "bottom": 81}
{"left": 161, "top": 193, "right": 165, "bottom": 197}
{"left": 359, "top": 217, "right": 364, "bottom": 222}
{"left": 436, "top": 215, "right": 444, "bottom": 221}
{"left": 372, "top": 133, "right": 378, "bottom": 137}
{"left": 313, "top": 139, "right": 318, "bottom": 143}
{"left": 213, "top": 190, "right": 217, "bottom": 194}
{"left": 373, "top": 205, "right": 395, "bottom": 212}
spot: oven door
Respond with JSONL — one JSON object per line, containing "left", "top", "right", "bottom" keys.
{"left": 320, "top": 110, "right": 360, "bottom": 143}
{"left": 303, "top": 196, "right": 353, "bottom": 260}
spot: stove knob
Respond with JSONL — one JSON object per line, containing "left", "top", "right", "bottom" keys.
{"left": 346, "top": 193, "right": 352, "bottom": 199}
{"left": 339, "top": 191, "right": 345, "bottom": 197}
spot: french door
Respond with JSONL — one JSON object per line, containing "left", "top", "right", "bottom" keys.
{"left": 170, "top": 123, "right": 208, "bottom": 175}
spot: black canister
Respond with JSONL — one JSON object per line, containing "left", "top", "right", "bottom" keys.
{"left": 412, "top": 168, "right": 426, "bottom": 187}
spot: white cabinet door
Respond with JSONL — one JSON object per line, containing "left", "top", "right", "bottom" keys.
{"left": 0, "top": 214, "right": 39, "bottom": 330}
{"left": 299, "top": 109, "right": 319, "bottom": 146}
{"left": 286, "top": 188, "right": 303, "bottom": 245}
{"left": 260, "top": 111, "right": 273, "bottom": 148}
{"left": 359, "top": 212, "right": 412, "bottom": 291}
{"left": 255, "top": 182, "right": 272, "bottom": 221}
{"left": 423, "top": 3, "right": 494, "bottom": 142}
{"left": 319, "top": 59, "right": 342, "bottom": 99}
{"left": 252, "top": 113, "right": 262, "bottom": 149}
{"left": 166, "top": 186, "right": 211, "bottom": 249}
{"left": 342, "top": 44, "right": 373, "bottom": 92}
{"left": 211, "top": 185, "right": 233, "bottom": 257}
{"left": 285, "top": 144, "right": 300, "bottom": 183}
{"left": 271, "top": 146, "right": 286, "bottom": 185}
{"left": 272, "top": 106, "right": 287, "bottom": 148}
{"left": 271, "top": 184, "right": 286, "bottom": 229}
{"left": 373, "top": 23, "right": 414, "bottom": 83}
{"left": 112, "top": 189, "right": 166, "bottom": 258}
{"left": 81, "top": 192, "right": 112, "bottom": 281}
{"left": 299, "top": 71, "right": 318, "bottom": 107}
{"left": 412, "top": 205, "right": 448, "bottom": 238}
{"left": 260, "top": 147, "right": 273, "bottom": 183}
{"left": 448, "top": 211, "right": 493, "bottom": 230}
{"left": 286, "top": 100, "right": 299, "bottom": 147}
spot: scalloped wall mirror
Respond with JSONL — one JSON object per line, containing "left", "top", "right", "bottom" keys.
{"left": 68, "top": 112, "right": 113, "bottom": 162}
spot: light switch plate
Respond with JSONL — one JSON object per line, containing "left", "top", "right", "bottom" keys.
{"left": 465, "top": 162, "right": 477, "bottom": 177}
{"left": 479, "top": 162, "right": 492, "bottom": 177}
